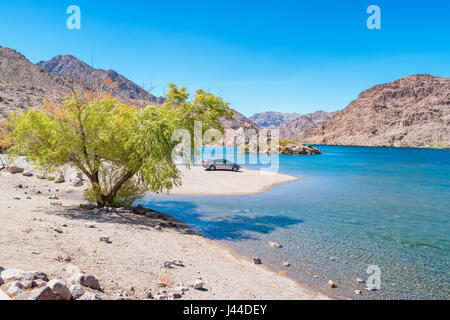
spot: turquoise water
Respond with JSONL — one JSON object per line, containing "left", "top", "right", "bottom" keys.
{"left": 141, "top": 146, "right": 450, "bottom": 299}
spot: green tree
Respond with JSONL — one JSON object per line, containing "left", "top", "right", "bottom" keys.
{"left": 8, "top": 84, "right": 231, "bottom": 207}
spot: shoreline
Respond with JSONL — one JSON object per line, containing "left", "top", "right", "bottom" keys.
{"left": 0, "top": 166, "right": 330, "bottom": 300}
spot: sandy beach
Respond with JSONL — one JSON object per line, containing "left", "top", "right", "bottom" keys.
{"left": 0, "top": 163, "right": 329, "bottom": 300}
{"left": 168, "top": 166, "right": 299, "bottom": 196}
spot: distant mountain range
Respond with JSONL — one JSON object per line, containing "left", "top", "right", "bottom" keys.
{"left": 1, "top": 46, "right": 449, "bottom": 148}
{"left": 249, "top": 111, "right": 338, "bottom": 140}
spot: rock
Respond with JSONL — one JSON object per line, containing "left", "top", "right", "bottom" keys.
{"left": 48, "top": 195, "right": 59, "bottom": 200}
{"left": 280, "top": 144, "right": 322, "bottom": 156}
{"left": 66, "top": 265, "right": 82, "bottom": 284}
{"left": 13, "top": 197, "right": 20, "bottom": 200}
{"left": 36, "top": 175, "right": 47, "bottom": 180}
{"left": 7, "top": 281, "right": 25, "bottom": 296}
{"left": 29, "top": 286, "right": 55, "bottom": 300}
{"left": 328, "top": 280, "right": 337, "bottom": 288}
{"left": 47, "top": 279, "right": 71, "bottom": 300}
{"left": 171, "top": 260, "right": 184, "bottom": 267}
{"left": 85, "top": 223, "right": 96, "bottom": 228}
{"left": 77, "top": 274, "right": 101, "bottom": 290}
{"left": 170, "top": 292, "right": 182, "bottom": 299}
{"left": 34, "top": 279, "right": 47, "bottom": 288}
{"left": 22, "top": 171, "right": 33, "bottom": 177}
{"left": 8, "top": 166, "right": 24, "bottom": 174}
{"left": 0, "top": 269, "right": 47, "bottom": 282}
{"left": 77, "top": 292, "right": 104, "bottom": 300}
{"left": 154, "top": 294, "right": 168, "bottom": 300}
{"left": 23, "top": 280, "right": 37, "bottom": 289}
{"left": 163, "top": 262, "right": 173, "bottom": 269}
{"left": 268, "top": 241, "right": 281, "bottom": 248}
{"left": 283, "top": 262, "right": 291, "bottom": 267}
{"left": 51, "top": 226, "right": 63, "bottom": 233}
{"left": 193, "top": 279, "right": 204, "bottom": 290}
{"left": 356, "top": 278, "right": 365, "bottom": 284}
{"left": 174, "top": 286, "right": 189, "bottom": 295}
{"left": 253, "top": 257, "right": 262, "bottom": 265}
{"left": 0, "top": 276, "right": 4, "bottom": 286}
{"left": 154, "top": 225, "right": 162, "bottom": 231}
{"left": 69, "top": 284, "right": 84, "bottom": 300}
{"left": 70, "top": 178, "right": 83, "bottom": 187}
{"left": 365, "top": 286, "right": 377, "bottom": 291}
{"left": 354, "top": 289, "right": 362, "bottom": 295}
{"left": 50, "top": 202, "right": 62, "bottom": 206}
{"left": 99, "top": 235, "right": 110, "bottom": 243}
{"left": 54, "top": 175, "right": 65, "bottom": 184}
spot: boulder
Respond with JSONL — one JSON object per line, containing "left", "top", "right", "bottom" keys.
{"left": 280, "top": 144, "right": 322, "bottom": 156}
{"left": 66, "top": 265, "right": 82, "bottom": 284}
{"left": 47, "top": 279, "right": 71, "bottom": 300}
{"left": 69, "top": 284, "right": 84, "bottom": 300}
{"left": 8, "top": 166, "right": 24, "bottom": 174}
{"left": 77, "top": 274, "right": 101, "bottom": 290}
{"left": 0, "top": 269, "right": 47, "bottom": 282}
{"left": 7, "top": 281, "right": 25, "bottom": 297}
{"left": 29, "top": 286, "right": 55, "bottom": 300}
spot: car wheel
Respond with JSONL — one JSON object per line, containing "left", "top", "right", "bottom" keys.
{"left": 210, "top": 165, "right": 216, "bottom": 171}
{"left": 232, "top": 166, "right": 238, "bottom": 172}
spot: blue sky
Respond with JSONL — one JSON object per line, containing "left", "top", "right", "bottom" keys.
{"left": 1, "top": 0, "right": 450, "bottom": 116}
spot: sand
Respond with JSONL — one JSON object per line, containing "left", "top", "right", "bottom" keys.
{"left": 0, "top": 164, "right": 329, "bottom": 300}
{"left": 167, "top": 166, "right": 299, "bottom": 196}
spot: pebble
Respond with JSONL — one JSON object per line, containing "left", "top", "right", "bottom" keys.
{"left": 283, "top": 262, "right": 291, "bottom": 267}
{"left": 51, "top": 226, "right": 63, "bottom": 233}
{"left": 356, "top": 278, "right": 365, "bottom": 283}
{"left": 328, "top": 280, "right": 337, "bottom": 288}
{"left": 268, "top": 241, "right": 281, "bottom": 248}
{"left": 354, "top": 290, "right": 362, "bottom": 295}
{"left": 193, "top": 279, "right": 204, "bottom": 290}
{"left": 99, "top": 235, "right": 110, "bottom": 243}
{"left": 253, "top": 257, "right": 262, "bottom": 265}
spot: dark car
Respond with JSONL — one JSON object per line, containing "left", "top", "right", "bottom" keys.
{"left": 202, "top": 159, "right": 240, "bottom": 172}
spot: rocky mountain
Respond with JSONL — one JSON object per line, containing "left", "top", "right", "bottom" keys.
{"left": 37, "top": 55, "right": 164, "bottom": 104}
{"left": 248, "top": 110, "right": 337, "bottom": 140}
{"left": 220, "top": 109, "right": 260, "bottom": 132}
{"left": 0, "top": 46, "right": 89, "bottom": 120}
{"left": 250, "top": 111, "right": 304, "bottom": 127}
{"left": 278, "top": 111, "right": 338, "bottom": 140}
{"left": 298, "top": 74, "right": 450, "bottom": 148}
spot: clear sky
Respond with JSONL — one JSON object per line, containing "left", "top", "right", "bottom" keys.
{"left": 1, "top": 0, "right": 450, "bottom": 116}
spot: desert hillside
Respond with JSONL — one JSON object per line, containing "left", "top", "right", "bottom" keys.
{"left": 298, "top": 75, "right": 450, "bottom": 148}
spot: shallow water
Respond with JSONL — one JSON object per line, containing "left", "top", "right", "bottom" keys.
{"left": 141, "top": 146, "right": 450, "bottom": 299}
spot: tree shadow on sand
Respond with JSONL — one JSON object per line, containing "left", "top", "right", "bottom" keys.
{"left": 32, "top": 205, "right": 197, "bottom": 235}
{"left": 34, "top": 200, "right": 302, "bottom": 241}
{"left": 141, "top": 200, "right": 303, "bottom": 241}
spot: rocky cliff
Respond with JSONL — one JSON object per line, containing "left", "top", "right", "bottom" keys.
{"left": 298, "top": 75, "right": 450, "bottom": 148}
